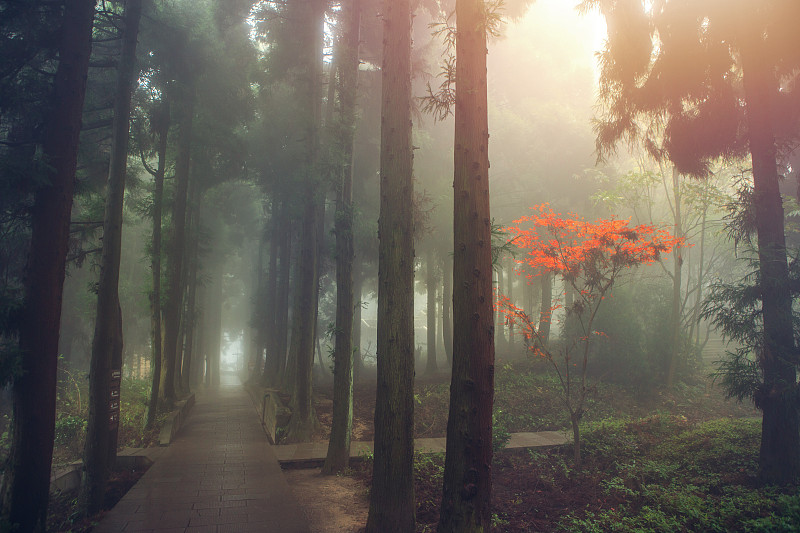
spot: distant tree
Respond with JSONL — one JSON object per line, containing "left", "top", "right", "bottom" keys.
{"left": 364, "top": 0, "right": 416, "bottom": 528}
{"left": 284, "top": 0, "right": 325, "bottom": 442}
{"left": 425, "top": 246, "right": 439, "bottom": 374}
{"left": 0, "top": 1, "right": 96, "bottom": 530}
{"left": 582, "top": 0, "right": 800, "bottom": 484}
{"left": 498, "top": 205, "right": 683, "bottom": 464}
{"left": 441, "top": 252, "right": 453, "bottom": 365}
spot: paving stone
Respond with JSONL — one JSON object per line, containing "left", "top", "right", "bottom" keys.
{"left": 93, "top": 375, "right": 310, "bottom": 533}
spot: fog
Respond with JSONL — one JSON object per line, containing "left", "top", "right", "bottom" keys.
{"left": 2, "top": 0, "right": 797, "bottom": 529}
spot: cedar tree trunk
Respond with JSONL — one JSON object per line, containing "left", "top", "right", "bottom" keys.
{"left": 162, "top": 82, "right": 194, "bottom": 405}
{"left": 146, "top": 101, "right": 169, "bottom": 428}
{"left": 261, "top": 199, "right": 280, "bottom": 385}
{"left": 285, "top": 0, "right": 324, "bottom": 441}
{"left": 1, "top": 2, "right": 95, "bottom": 530}
{"left": 364, "top": 0, "right": 416, "bottom": 526}
{"left": 437, "top": 0, "right": 495, "bottom": 528}
{"left": 741, "top": 44, "right": 800, "bottom": 484}
{"left": 82, "top": 0, "right": 142, "bottom": 512}
{"left": 426, "top": 248, "right": 438, "bottom": 374}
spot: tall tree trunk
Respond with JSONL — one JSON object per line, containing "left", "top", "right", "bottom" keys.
{"left": 192, "top": 283, "right": 207, "bottom": 388}
{"left": 442, "top": 253, "right": 453, "bottom": 366}
{"left": 1, "top": 2, "right": 95, "bottom": 531}
{"left": 364, "top": 0, "right": 415, "bottom": 526}
{"left": 181, "top": 188, "right": 201, "bottom": 393}
{"left": 741, "top": 44, "right": 800, "bottom": 484}
{"left": 666, "top": 165, "right": 683, "bottom": 388}
{"left": 107, "top": 302, "right": 123, "bottom": 464}
{"left": 426, "top": 248, "right": 438, "bottom": 374}
{"left": 162, "top": 81, "right": 194, "bottom": 405}
{"left": 285, "top": 0, "right": 325, "bottom": 441}
{"left": 146, "top": 101, "right": 169, "bottom": 428}
{"left": 81, "top": 0, "right": 142, "bottom": 514}
{"left": 261, "top": 199, "right": 280, "bottom": 385}
{"left": 286, "top": 200, "right": 319, "bottom": 440}
{"left": 275, "top": 217, "right": 293, "bottom": 386}
{"left": 251, "top": 232, "right": 266, "bottom": 382}
{"left": 438, "top": 0, "right": 494, "bottom": 527}
{"left": 323, "top": 0, "right": 360, "bottom": 475}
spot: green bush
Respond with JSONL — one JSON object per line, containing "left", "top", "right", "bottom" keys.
{"left": 54, "top": 414, "right": 86, "bottom": 448}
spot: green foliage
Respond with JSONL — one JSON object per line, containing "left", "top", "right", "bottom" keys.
{"left": 492, "top": 408, "right": 512, "bottom": 452}
{"left": 555, "top": 416, "right": 797, "bottom": 532}
{"left": 54, "top": 414, "right": 86, "bottom": 449}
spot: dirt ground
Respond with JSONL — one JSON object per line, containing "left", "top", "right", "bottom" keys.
{"left": 283, "top": 467, "right": 369, "bottom": 533}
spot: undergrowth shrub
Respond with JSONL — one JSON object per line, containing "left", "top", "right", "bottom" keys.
{"left": 558, "top": 415, "right": 796, "bottom": 532}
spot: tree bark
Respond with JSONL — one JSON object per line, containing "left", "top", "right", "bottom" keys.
{"left": 437, "top": 0, "right": 494, "bottom": 527}
{"left": 162, "top": 80, "right": 194, "bottom": 405}
{"left": 426, "top": 248, "right": 438, "bottom": 374}
{"left": 323, "top": 0, "right": 360, "bottom": 475}
{"left": 82, "top": 0, "right": 142, "bottom": 513}
{"left": 181, "top": 186, "right": 201, "bottom": 393}
{"left": 146, "top": 101, "right": 170, "bottom": 428}
{"left": 285, "top": 0, "right": 325, "bottom": 442}
{"left": 108, "top": 302, "right": 123, "bottom": 465}
{"left": 261, "top": 198, "right": 280, "bottom": 385}
{"left": 286, "top": 199, "right": 319, "bottom": 440}
{"left": 741, "top": 44, "right": 800, "bottom": 484}
{"left": 1, "top": 2, "right": 95, "bottom": 530}
{"left": 275, "top": 214, "right": 293, "bottom": 385}
{"left": 353, "top": 266, "right": 364, "bottom": 379}
{"left": 364, "top": 0, "right": 416, "bottom": 526}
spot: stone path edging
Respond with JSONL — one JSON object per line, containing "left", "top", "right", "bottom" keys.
{"left": 274, "top": 431, "right": 570, "bottom": 468}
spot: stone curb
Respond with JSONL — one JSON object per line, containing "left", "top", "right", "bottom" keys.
{"left": 158, "top": 393, "right": 196, "bottom": 446}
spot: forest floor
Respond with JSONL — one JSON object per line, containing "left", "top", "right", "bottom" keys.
{"left": 283, "top": 358, "right": 800, "bottom": 532}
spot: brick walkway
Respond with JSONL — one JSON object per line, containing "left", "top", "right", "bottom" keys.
{"left": 94, "top": 375, "right": 310, "bottom": 533}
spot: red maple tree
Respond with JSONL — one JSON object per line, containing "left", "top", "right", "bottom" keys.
{"left": 497, "top": 204, "right": 684, "bottom": 463}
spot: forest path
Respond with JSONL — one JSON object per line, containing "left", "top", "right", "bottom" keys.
{"left": 93, "top": 373, "right": 310, "bottom": 533}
